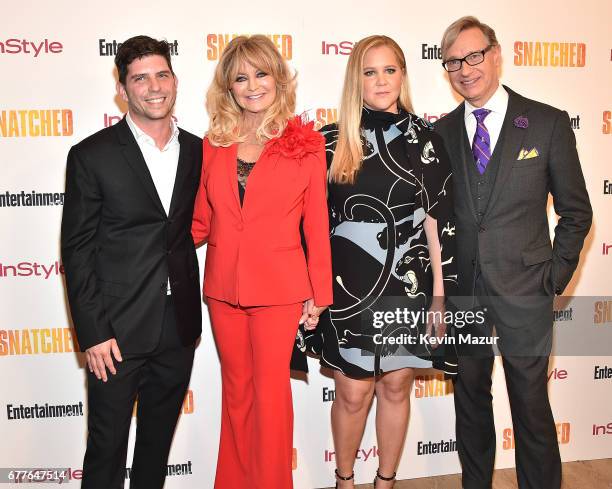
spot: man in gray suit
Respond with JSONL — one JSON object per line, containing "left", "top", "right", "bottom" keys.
{"left": 434, "top": 16, "right": 592, "bottom": 489}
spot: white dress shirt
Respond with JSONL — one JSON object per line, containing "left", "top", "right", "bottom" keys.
{"left": 464, "top": 84, "right": 509, "bottom": 154}
{"left": 126, "top": 112, "right": 180, "bottom": 294}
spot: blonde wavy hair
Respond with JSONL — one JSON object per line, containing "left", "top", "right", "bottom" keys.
{"left": 329, "top": 35, "right": 414, "bottom": 184}
{"left": 206, "top": 35, "right": 296, "bottom": 146}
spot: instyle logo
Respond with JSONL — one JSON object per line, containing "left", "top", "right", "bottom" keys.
{"left": 0, "top": 38, "right": 63, "bottom": 56}
{"left": 313, "top": 108, "right": 338, "bottom": 130}
{"left": 553, "top": 307, "right": 573, "bottom": 322}
{"left": 99, "top": 38, "right": 179, "bottom": 56}
{"left": 0, "top": 261, "right": 64, "bottom": 279}
{"left": 0, "top": 109, "right": 73, "bottom": 137}
{"left": 0, "top": 191, "right": 65, "bottom": 208}
{"left": 422, "top": 112, "right": 448, "bottom": 124}
{"left": 6, "top": 401, "right": 84, "bottom": 420}
{"left": 503, "top": 422, "right": 570, "bottom": 449}
{"left": 603, "top": 111, "right": 611, "bottom": 134}
{"left": 603, "top": 243, "right": 612, "bottom": 255}
{"left": 125, "top": 461, "right": 193, "bottom": 479}
{"left": 0, "top": 328, "right": 79, "bottom": 356}
{"left": 594, "top": 301, "right": 612, "bottom": 324}
{"left": 417, "top": 438, "right": 457, "bottom": 455}
{"left": 548, "top": 367, "right": 568, "bottom": 382}
{"left": 324, "top": 445, "right": 378, "bottom": 462}
{"left": 322, "top": 386, "right": 336, "bottom": 402}
{"left": 104, "top": 113, "right": 124, "bottom": 127}
{"left": 321, "top": 40, "right": 354, "bottom": 56}
{"left": 594, "top": 365, "right": 612, "bottom": 380}
{"left": 604, "top": 180, "right": 612, "bottom": 195}
{"left": 207, "top": 34, "right": 292, "bottom": 60}
{"left": 592, "top": 423, "right": 612, "bottom": 435}
{"left": 414, "top": 374, "right": 454, "bottom": 398}
{"left": 513, "top": 41, "right": 586, "bottom": 67}
{"left": 421, "top": 43, "right": 442, "bottom": 60}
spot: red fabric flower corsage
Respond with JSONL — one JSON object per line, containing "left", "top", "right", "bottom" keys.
{"left": 268, "top": 115, "right": 324, "bottom": 160}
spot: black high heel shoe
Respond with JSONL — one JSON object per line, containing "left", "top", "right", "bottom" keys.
{"left": 373, "top": 469, "right": 396, "bottom": 487}
{"left": 334, "top": 468, "right": 354, "bottom": 488}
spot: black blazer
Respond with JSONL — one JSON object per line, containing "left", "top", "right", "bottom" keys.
{"left": 61, "top": 117, "right": 203, "bottom": 354}
{"left": 435, "top": 86, "right": 591, "bottom": 326}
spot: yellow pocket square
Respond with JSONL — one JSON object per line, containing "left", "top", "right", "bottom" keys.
{"left": 517, "top": 147, "right": 539, "bottom": 160}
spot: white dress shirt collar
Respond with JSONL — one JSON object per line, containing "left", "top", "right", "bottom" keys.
{"left": 125, "top": 112, "right": 179, "bottom": 151}
{"left": 464, "top": 84, "right": 509, "bottom": 122}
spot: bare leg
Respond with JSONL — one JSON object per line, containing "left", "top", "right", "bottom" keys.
{"left": 373, "top": 368, "right": 415, "bottom": 488}
{"left": 331, "top": 370, "right": 375, "bottom": 488}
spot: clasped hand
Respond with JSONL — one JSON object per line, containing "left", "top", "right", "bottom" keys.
{"left": 299, "top": 298, "right": 327, "bottom": 330}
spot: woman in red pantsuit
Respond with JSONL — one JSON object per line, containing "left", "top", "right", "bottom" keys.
{"left": 192, "top": 35, "right": 333, "bottom": 489}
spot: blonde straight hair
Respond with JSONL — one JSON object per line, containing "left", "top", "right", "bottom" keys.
{"left": 206, "top": 35, "right": 296, "bottom": 147}
{"left": 329, "top": 35, "right": 414, "bottom": 184}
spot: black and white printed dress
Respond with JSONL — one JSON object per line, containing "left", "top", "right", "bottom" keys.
{"left": 317, "top": 107, "right": 457, "bottom": 378}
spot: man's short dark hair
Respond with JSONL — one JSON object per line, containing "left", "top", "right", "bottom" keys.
{"left": 115, "top": 35, "right": 173, "bottom": 85}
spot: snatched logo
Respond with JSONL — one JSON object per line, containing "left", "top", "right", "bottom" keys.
{"left": 207, "top": 34, "right": 292, "bottom": 60}
{"left": 514, "top": 41, "right": 586, "bottom": 67}
{"left": 503, "top": 423, "right": 570, "bottom": 449}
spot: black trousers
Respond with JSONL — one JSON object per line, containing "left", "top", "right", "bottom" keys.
{"left": 453, "top": 277, "right": 561, "bottom": 489}
{"left": 82, "top": 296, "right": 195, "bottom": 489}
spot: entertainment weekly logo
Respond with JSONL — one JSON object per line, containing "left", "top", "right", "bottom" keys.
{"left": 0, "top": 109, "right": 73, "bottom": 137}
{"left": 553, "top": 307, "right": 573, "bottom": 323}
{"left": 421, "top": 43, "right": 442, "bottom": 60}
{"left": 99, "top": 38, "right": 179, "bottom": 57}
{"left": 513, "top": 41, "right": 586, "bottom": 67}
{"left": 503, "top": 422, "right": 570, "bottom": 449}
{"left": 0, "top": 38, "right": 63, "bottom": 57}
{"left": 0, "top": 260, "right": 64, "bottom": 279}
{"left": 6, "top": 401, "right": 84, "bottom": 421}
{"left": 594, "top": 365, "right": 612, "bottom": 381}
{"left": 0, "top": 191, "right": 65, "bottom": 208}
{"left": 207, "top": 34, "right": 292, "bottom": 60}
{"left": 416, "top": 438, "right": 457, "bottom": 455}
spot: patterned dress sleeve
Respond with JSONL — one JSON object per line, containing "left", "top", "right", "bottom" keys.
{"left": 418, "top": 129, "right": 457, "bottom": 298}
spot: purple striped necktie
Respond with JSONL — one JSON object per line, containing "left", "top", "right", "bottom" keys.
{"left": 472, "top": 108, "right": 492, "bottom": 174}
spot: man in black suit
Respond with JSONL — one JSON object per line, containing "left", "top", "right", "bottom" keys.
{"left": 434, "top": 17, "right": 592, "bottom": 489}
{"left": 61, "top": 36, "right": 202, "bottom": 489}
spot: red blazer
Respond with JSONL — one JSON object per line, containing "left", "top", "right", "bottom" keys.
{"left": 192, "top": 119, "right": 333, "bottom": 307}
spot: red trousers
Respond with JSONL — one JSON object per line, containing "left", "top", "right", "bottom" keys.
{"left": 207, "top": 298, "right": 302, "bottom": 489}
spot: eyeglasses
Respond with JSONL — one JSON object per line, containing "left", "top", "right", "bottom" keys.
{"left": 442, "top": 45, "right": 494, "bottom": 72}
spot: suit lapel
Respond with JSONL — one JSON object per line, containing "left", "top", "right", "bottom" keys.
{"left": 447, "top": 104, "right": 479, "bottom": 223}
{"left": 483, "top": 86, "right": 529, "bottom": 217}
{"left": 115, "top": 118, "right": 166, "bottom": 216}
{"left": 168, "top": 130, "right": 193, "bottom": 217}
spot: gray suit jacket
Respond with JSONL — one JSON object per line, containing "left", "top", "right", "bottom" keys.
{"left": 435, "top": 86, "right": 591, "bottom": 330}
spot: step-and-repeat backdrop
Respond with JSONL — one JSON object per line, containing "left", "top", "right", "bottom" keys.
{"left": 2, "top": 0, "right": 611, "bottom": 487}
